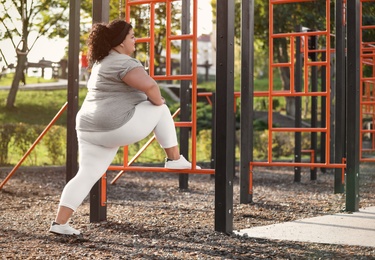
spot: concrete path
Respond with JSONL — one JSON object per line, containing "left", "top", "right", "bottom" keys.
{"left": 234, "top": 206, "right": 375, "bottom": 248}
{"left": 0, "top": 79, "right": 87, "bottom": 90}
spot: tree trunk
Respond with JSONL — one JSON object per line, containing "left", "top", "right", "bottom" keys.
{"left": 6, "top": 54, "right": 27, "bottom": 109}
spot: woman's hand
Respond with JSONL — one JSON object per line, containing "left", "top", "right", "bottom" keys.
{"left": 147, "top": 96, "right": 166, "bottom": 105}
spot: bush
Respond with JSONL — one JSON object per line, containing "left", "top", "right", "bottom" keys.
{"left": 0, "top": 123, "right": 66, "bottom": 166}
{"left": 0, "top": 124, "right": 16, "bottom": 165}
{"left": 13, "top": 123, "right": 44, "bottom": 165}
{"left": 43, "top": 125, "right": 66, "bottom": 165}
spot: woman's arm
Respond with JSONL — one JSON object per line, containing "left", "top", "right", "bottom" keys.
{"left": 122, "top": 67, "right": 165, "bottom": 106}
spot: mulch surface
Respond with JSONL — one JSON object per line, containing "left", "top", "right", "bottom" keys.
{"left": 1, "top": 163, "right": 374, "bottom": 259}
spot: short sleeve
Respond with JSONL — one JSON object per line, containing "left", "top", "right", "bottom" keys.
{"left": 119, "top": 58, "right": 144, "bottom": 79}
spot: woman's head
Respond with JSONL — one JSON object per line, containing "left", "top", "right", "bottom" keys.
{"left": 87, "top": 19, "right": 133, "bottom": 65}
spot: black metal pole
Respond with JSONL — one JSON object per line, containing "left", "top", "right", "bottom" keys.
{"left": 66, "top": 0, "right": 80, "bottom": 182}
{"left": 334, "top": 0, "right": 346, "bottom": 194}
{"left": 294, "top": 27, "right": 302, "bottom": 183}
{"left": 178, "top": 0, "right": 190, "bottom": 190}
{"left": 320, "top": 52, "right": 327, "bottom": 173}
{"left": 309, "top": 32, "right": 318, "bottom": 181}
{"left": 90, "top": 0, "right": 110, "bottom": 223}
{"left": 240, "top": 0, "right": 254, "bottom": 204}
{"left": 211, "top": 93, "right": 216, "bottom": 173}
{"left": 215, "top": 0, "right": 235, "bottom": 234}
{"left": 345, "top": 0, "right": 360, "bottom": 212}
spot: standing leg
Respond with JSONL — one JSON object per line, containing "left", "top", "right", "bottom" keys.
{"left": 50, "top": 137, "right": 118, "bottom": 235}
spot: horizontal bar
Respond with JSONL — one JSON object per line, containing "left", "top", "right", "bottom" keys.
{"left": 360, "top": 158, "right": 375, "bottom": 162}
{"left": 175, "top": 121, "right": 193, "bottom": 127}
{"left": 271, "top": 127, "right": 327, "bottom": 132}
{"left": 271, "top": 62, "right": 291, "bottom": 67}
{"left": 108, "top": 165, "right": 214, "bottom": 174}
{"left": 306, "top": 61, "right": 329, "bottom": 66}
{"left": 169, "top": 34, "right": 194, "bottom": 41}
{"left": 153, "top": 75, "right": 193, "bottom": 81}
{"left": 361, "top": 25, "right": 375, "bottom": 30}
{"left": 270, "top": 0, "right": 316, "bottom": 4}
{"left": 269, "top": 91, "right": 329, "bottom": 97}
{"left": 271, "top": 31, "right": 328, "bottom": 38}
{"left": 361, "top": 101, "right": 375, "bottom": 105}
{"left": 136, "top": 38, "right": 151, "bottom": 43}
{"left": 251, "top": 161, "right": 346, "bottom": 169}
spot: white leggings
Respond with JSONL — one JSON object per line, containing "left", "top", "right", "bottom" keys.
{"left": 59, "top": 101, "right": 178, "bottom": 211}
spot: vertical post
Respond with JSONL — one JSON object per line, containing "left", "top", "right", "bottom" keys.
{"left": 90, "top": 0, "right": 110, "bottom": 222}
{"left": 309, "top": 32, "right": 318, "bottom": 180}
{"left": 215, "top": 0, "right": 235, "bottom": 234}
{"left": 320, "top": 51, "right": 327, "bottom": 173}
{"left": 66, "top": 0, "right": 80, "bottom": 182}
{"left": 240, "top": 0, "right": 254, "bottom": 204}
{"left": 294, "top": 27, "right": 302, "bottom": 182}
{"left": 211, "top": 93, "right": 216, "bottom": 171}
{"left": 179, "top": 0, "right": 190, "bottom": 190}
{"left": 346, "top": 0, "right": 360, "bottom": 211}
{"left": 334, "top": 0, "right": 346, "bottom": 194}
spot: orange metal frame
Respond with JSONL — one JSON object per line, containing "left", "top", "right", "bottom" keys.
{"left": 359, "top": 0, "right": 375, "bottom": 162}
{"left": 109, "top": 0, "right": 214, "bottom": 185}
{"left": 249, "top": 0, "right": 346, "bottom": 194}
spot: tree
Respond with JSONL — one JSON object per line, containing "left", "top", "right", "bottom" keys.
{"left": 0, "top": 0, "right": 70, "bottom": 109}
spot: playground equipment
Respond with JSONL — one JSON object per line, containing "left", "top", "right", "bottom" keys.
{"left": 0, "top": 0, "right": 367, "bottom": 234}
{"left": 245, "top": 0, "right": 347, "bottom": 201}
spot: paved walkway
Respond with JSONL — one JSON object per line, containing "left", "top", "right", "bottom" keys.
{"left": 0, "top": 79, "right": 87, "bottom": 90}
{"left": 234, "top": 206, "right": 375, "bottom": 248}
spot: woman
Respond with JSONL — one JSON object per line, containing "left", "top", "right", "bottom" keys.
{"left": 49, "top": 19, "right": 200, "bottom": 236}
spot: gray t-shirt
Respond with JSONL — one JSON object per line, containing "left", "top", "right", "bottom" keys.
{"left": 76, "top": 50, "right": 147, "bottom": 132}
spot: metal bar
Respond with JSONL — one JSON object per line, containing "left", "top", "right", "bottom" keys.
{"left": 90, "top": 0, "right": 110, "bottom": 223}
{"left": 240, "top": 0, "right": 254, "bottom": 204}
{"left": 320, "top": 51, "right": 327, "bottom": 172}
{"left": 346, "top": 0, "right": 360, "bottom": 212}
{"left": 215, "top": 0, "right": 235, "bottom": 234}
{"left": 251, "top": 162, "right": 346, "bottom": 168}
{"left": 294, "top": 26, "right": 302, "bottom": 182}
{"left": 268, "top": 1, "right": 274, "bottom": 163}
{"left": 66, "top": 0, "right": 81, "bottom": 182}
{"left": 309, "top": 32, "right": 318, "bottom": 180}
{"left": 108, "top": 165, "right": 215, "bottom": 174}
{"left": 178, "top": 0, "right": 190, "bottom": 190}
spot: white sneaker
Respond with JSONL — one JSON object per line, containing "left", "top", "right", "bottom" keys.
{"left": 164, "top": 155, "right": 201, "bottom": 169}
{"left": 49, "top": 221, "right": 81, "bottom": 236}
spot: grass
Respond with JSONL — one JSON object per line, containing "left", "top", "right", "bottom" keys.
{"left": 0, "top": 89, "right": 87, "bottom": 125}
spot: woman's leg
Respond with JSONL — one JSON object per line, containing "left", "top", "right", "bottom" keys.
{"left": 90, "top": 102, "right": 196, "bottom": 167}
{"left": 54, "top": 137, "right": 118, "bottom": 224}
{"left": 96, "top": 102, "right": 180, "bottom": 156}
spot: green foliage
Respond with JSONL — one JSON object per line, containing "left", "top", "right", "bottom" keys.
{"left": 43, "top": 125, "right": 66, "bottom": 165}
{"left": 196, "top": 129, "right": 212, "bottom": 162}
{"left": 0, "top": 123, "right": 66, "bottom": 166}
{"left": 196, "top": 102, "right": 213, "bottom": 132}
{"left": 0, "top": 124, "right": 16, "bottom": 165}
{"left": 13, "top": 123, "right": 43, "bottom": 165}
{"left": 253, "top": 130, "right": 316, "bottom": 161}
